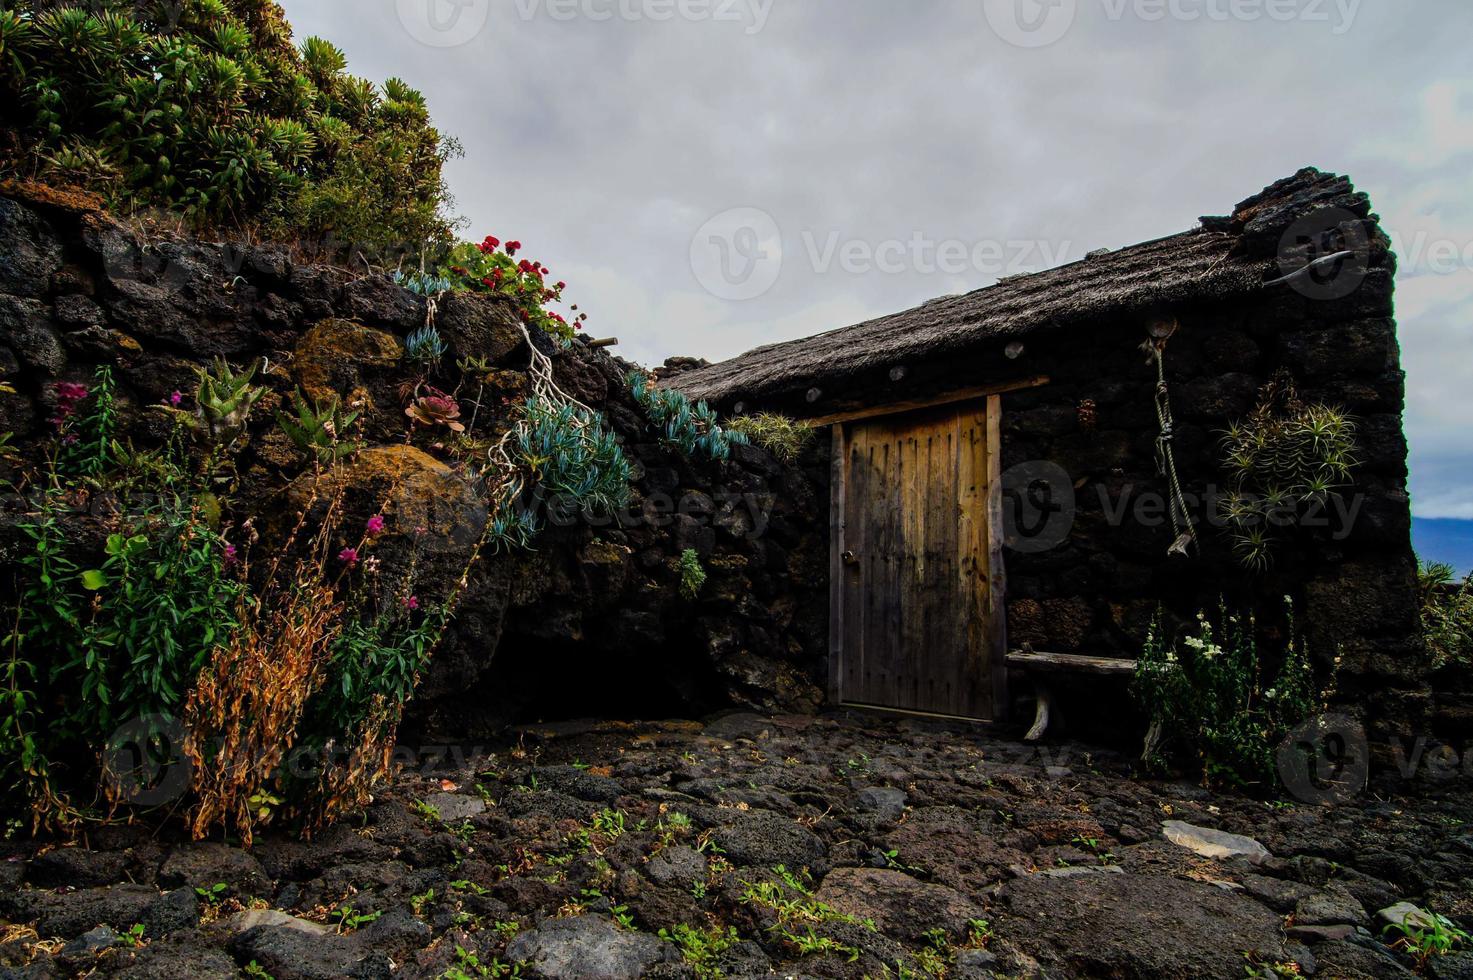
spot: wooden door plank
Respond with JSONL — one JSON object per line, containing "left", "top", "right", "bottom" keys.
{"left": 986, "top": 395, "right": 1009, "bottom": 722}
{"left": 956, "top": 404, "right": 989, "bottom": 719}
{"left": 827, "top": 423, "right": 847, "bottom": 705}
{"left": 844, "top": 427, "right": 870, "bottom": 702}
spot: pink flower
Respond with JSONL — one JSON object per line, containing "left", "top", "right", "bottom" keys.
{"left": 366, "top": 514, "right": 386, "bottom": 536}
{"left": 222, "top": 543, "right": 238, "bottom": 567}
{"left": 169, "top": 390, "right": 183, "bottom": 407}
{"left": 403, "top": 595, "right": 420, "bottom": 611}
{"left": 338, "top": 547, "right": 360, "bottom": 567}
{"left": 51, "top": 381, "right": 90, "bottom": 430}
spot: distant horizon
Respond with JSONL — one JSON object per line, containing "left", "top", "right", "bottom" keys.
{"left": 1414, "top": 516, "right": 1473, "bottom": 575}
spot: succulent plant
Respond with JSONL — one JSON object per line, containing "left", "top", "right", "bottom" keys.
{"left": 403, "top": 325, "right": 448, "bottom": 371}
{"left": 193, "top": 358, "right": 266, "bottom": 445}
{"left": 406, "top": 390, "right": 464, "bottom": 432}
{"left": 627, "top": 371, "right": 748, "bottom": 461}
{"left": 276, "top": 389, "right": 361, "bottom": 463}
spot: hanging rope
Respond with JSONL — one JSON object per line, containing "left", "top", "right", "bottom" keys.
{"left": 1144, "top": 331, "right": 1197, "bottom": 557}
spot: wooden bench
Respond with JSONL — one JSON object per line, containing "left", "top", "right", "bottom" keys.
{"left": 1006, "top": 647, "right": 1137, "bottom": 741}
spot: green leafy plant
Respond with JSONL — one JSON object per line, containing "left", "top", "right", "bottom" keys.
{"left": 740, "top": 864, "right": 876, "bottom": 960}
{"left": 1218, "top": 374, "right": 1357, "bottom": 569}
{"left": 512, "top": 398, "right": 631, "bottom": 512}
{"left": 1419, "top": 561, "right": 1472, "bottom": 668}
{"left": 725, "top": 413, "right": 813, "bottom": 463}
{"left": 627, "top": 371, "right": 748, "bottom": 461}
{"left": 333, "top": 904, "right": 384, "bottom": 933}
{"left": 1133, "top": 599, "right": 1318, "bottom": 788}
{"left": 276, "top": 389, "right": 361, "bottom": 463}
{"left": 659, "top": 923, "right": 741, "bottom": 979}
{"left": 679, "top": 549, "right": 707, "bottom": 600}
{"left": 58, "top": 366, "right": 117, "bottom": 477}
{"left": 1383, "top": 910, "right": 1470, "bottom": 967}
{"left": 441, "top": 944, "right": 522, "bottom": 980}
{"left": 194, "top": 882, "right": 229, "bottom": 905}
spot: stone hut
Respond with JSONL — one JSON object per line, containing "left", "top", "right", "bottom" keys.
{"left": 671, "top": 168, "right": 1427, "bottom": 743}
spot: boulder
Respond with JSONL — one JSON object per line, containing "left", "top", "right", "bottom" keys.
{"left": 1294, "top": 882, "right": 1368, "bottom": 927}
{"left": 506, "top": 916, "right": 670, "bottom": 979}
{"left": 230, "top": 924, "right": 391, "bottom": 980}
{"left": 996, "top": 871, "right": 1293, "bottom": 980}
{"left": 0, "top": 198, "right": 63, "bottom": 297}
{"left": 1162, "top": 820, "right": 1271, "bottom": 864}
{"left": 713, "top": 809, "right": 828, "bottom": 874}
{"left": 645, "top": 846, "right": 706, "bottom": 891}
{"left": 814, "top": 868, "right": 984, "bottom": 942}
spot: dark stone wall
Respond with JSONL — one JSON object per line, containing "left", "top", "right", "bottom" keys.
{"left": 0, "top": 185, "right": 830, "bottom": 739}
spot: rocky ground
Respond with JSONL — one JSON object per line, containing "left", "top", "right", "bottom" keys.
{"left": 1, "top": 712, "right": 1470, "bottom": 980}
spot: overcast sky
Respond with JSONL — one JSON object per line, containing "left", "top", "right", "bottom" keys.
{"left": 280, "top": 0, "right": 1471, "bottom": 519}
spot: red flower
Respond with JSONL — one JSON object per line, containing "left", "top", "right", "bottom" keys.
{"left": 555, "top": 281, "right": 566, "bottom": 291}
{"left": 484, "top": 235, "right": 500, "bottom": 249}
{"left": 505, "top": 241, "right": 521, "bottom": 255}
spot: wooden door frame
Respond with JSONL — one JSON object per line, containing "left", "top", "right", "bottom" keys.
{"left": 827, "top": 381, "right": 1040, "bottom": 722}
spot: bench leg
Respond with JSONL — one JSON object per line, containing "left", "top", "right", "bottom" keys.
{"left": 1024, "top": 682, "right": 1053, "bottom": 741}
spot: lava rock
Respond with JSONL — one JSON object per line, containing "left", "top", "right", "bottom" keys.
{"left": 506, "top": 915, "right": 670, "bottom": 979}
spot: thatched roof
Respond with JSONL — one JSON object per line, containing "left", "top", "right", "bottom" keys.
{"left": 670, "top": 168, "right": 1375, "bottom": 407}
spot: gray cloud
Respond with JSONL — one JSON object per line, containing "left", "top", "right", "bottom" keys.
{"left": 281, "top": 0, "right": 1472, "bottom": 517}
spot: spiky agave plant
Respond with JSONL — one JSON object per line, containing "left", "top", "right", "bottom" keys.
{"left": 276, "top": 389, "right": 361, "bottom": 464}
{"left": 1218, "top": 374, "right": 1357, "bottom": 569}
{"left": 193, "top": 357, "right": 266, "bottom": 445}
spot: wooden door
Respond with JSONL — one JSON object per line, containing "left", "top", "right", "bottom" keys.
{"left": 828, "top": 397, "right": 1005, "bottom": 720}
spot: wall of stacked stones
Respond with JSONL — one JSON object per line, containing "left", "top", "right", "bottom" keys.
{"left": 0, "top": 187, "right": 831, "bottom": 739}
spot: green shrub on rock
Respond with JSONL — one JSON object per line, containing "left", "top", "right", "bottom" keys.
{"left": 726, "top": 413, "right": 814, "bottom": 463}
{"left": 1419, "top": 561, "right": 1473, "bottom": 668}
{"left": 0, "top": 1, "right": 456, "bottom": 256}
